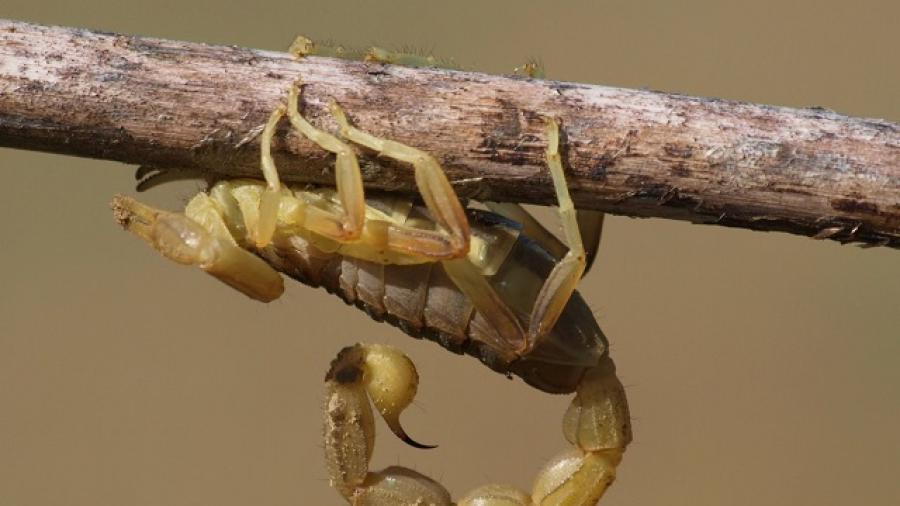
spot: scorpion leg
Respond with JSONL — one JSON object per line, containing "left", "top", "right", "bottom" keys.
{"left": 443, "top": 123, "right": 607, "bottom": 358}
{"left": 324, "top": 345, "right": 630, "bottom": 505}
{"left": 524, "top": 118, "right": 588, "bottom": 348}
{"left": 255, "top": 83, "right": 367, "bottom": 249}
{"left": 254, "top": 102, "right": 287, "bottom": 248}
{"left": 441, "top": 118, "right": 593, "bottom": 357}
{"left": 283, "top": 82, "right": 368, "bottom": 242}
{"left": 110, "top": 193, "right": 284, "bottom": 302}
{"left": 329, "top": 99, "right": 471, "bottom": 260}
{"left": 441, "top": 257, "right": 526, "bottom": 358}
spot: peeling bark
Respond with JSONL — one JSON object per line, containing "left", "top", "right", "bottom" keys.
{"left": 1, "top": 19, "right": 898, "bottom": 247}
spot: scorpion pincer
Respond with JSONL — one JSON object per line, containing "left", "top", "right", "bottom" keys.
{"left": 111, "top": 78, "right": 632, "bottom": 505}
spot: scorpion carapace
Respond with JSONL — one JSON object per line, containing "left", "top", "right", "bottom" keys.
{"left": 111, "top": 69, "right": 631, "bottom": 504}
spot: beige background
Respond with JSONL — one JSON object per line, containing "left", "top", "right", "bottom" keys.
{"left": 1, "top": 1, "right": 898, "bottom": 505}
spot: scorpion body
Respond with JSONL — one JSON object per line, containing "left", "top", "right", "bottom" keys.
{"left": 112, "top": 76, "right": 631, "bottom": 504}
{"left": 258, "top": 197, "right": 606, "bottom": 394}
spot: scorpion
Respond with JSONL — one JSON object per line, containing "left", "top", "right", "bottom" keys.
{"left": 110, "top": 42, "right": 632, "bottom": 505}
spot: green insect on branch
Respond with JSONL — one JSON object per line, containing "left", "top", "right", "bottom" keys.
{"left": 1, "top": 19, "right": 898, "bottom": 247}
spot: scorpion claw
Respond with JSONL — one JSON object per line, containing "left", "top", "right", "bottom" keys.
{"left": 111, "top": 194, "right": 284, "bottom": 302}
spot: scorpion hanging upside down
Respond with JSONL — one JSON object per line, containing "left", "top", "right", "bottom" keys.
{"left": 111, "top": 66, "right": 632, "bottom": 504}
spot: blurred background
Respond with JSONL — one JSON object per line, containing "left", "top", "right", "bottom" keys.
{"left": 1, "top": 1, "right": 898, "bottom": 505}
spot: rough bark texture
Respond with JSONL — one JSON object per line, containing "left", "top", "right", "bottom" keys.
{"left": 1, "top": 19, "right": 898, "bottom": 247}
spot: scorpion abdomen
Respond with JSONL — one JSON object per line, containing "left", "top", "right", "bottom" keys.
{"left": 258, "top": 205, "right": 608, "bottom": 394}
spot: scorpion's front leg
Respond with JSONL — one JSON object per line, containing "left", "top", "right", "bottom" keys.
{"left": 328, "top": 99, "right": 471, "bottom": 260}
{"left": 267, "top": 80, "right": 471, "bottom": 261}
{"left": 324, "top": 344, "right": 630, "bottom": 505}
{"left": 254, "top": 84, "right": 367, "bottom": 248}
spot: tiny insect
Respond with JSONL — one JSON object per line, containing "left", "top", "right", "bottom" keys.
{"left": 111, "top": 44, "right": 631, "bottom": 505}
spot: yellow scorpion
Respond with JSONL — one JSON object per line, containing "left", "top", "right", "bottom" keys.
{"left": 111, "top": 41, "right": 631, "bottom": 505}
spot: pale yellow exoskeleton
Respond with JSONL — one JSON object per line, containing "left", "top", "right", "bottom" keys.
{"left": 112, "top": 45, "right": 630, "bottom": 504}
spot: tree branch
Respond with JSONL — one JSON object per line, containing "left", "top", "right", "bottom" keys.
{"left": 2, "top": 19, "right": 898, "bottom": 247}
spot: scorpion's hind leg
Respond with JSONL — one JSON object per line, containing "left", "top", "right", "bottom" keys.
{"left": 111, "top": 193, "right": 284, "bottom": 302}
{"left": 524, "top": 118, "right": 590, "bottom": 349}
{"left": 328, "top": 100, "right": 471, "bottom": 261}
{"left": 324, "top": 344, "right": 452, "bottom": 505}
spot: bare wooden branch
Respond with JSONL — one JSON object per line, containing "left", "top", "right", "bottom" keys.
{"left": 2, "top": 19, "right": 898, "bottom": 247}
